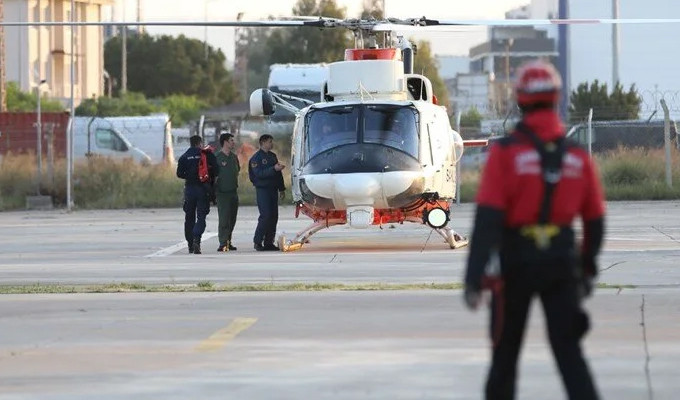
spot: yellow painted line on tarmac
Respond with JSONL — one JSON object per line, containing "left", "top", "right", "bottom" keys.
{"left": 195, "top": 317, "right": 258, "bottom": 352}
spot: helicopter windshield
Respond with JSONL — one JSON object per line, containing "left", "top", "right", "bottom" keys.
{"left": 363, "top": 105, "right": 419, "bottom": 157}
{"left": 305, "top": 104, "right": 419, "bottom": 161}
{"left": 306, "top": 106, "right": 360, "bottom": 159}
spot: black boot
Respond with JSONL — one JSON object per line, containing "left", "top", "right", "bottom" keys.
{"left": 193, "top": 237, "right": 201, "bottom": 254}
{"left": 187, "top": 240, "right": 194, "bottom": 254}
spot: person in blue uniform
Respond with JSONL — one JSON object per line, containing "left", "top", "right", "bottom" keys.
{"left": 176, "top": 135, "right": 218, "bottom": 254}
{"left": 248, "top": 134, "right": 285, "bottom": 251}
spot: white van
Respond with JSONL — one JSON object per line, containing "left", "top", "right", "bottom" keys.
{"left": 72, "top": 117, "right": 151, "bottom": 163}
{"left": 89, "top": 114, "right": 174, "bottom": 163}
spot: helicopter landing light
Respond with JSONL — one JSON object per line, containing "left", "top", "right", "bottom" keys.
{"left": 425, "top": 207, "right": 449, "bottom": 229}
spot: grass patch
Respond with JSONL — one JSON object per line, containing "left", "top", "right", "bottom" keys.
{"left": 0, "top": 281, "right": 634, "bottom": 295}
{"left": 596, "top": 147, "right": 680, "bottom": 200}
{"left": 2, "top": 144, "right": 678, "bottom": 211}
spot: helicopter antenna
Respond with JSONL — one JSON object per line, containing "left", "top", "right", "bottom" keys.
{"left": 358, "top": 82, "right": 375, "bottom": 101}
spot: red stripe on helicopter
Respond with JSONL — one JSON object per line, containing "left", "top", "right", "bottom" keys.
{"left": 463, "top": 139, "right": 489, "bottom": 147}
{"left": 344, "top": 48, "right": 398, "bottom": 61}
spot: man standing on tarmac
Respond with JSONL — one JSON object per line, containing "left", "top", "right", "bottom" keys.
{"left": 463, "top": 60, "right": 605, "bottom": 400}
{"left": 248, "top": 134, "right": 286, "bottom": 251}
{"left": 215, "top": 132, "right": 240, "bottom": 252}
{"left": 176, "top": 135, "right": 218, "bottom": 254}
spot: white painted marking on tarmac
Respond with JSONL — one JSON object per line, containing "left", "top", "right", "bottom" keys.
{"left": 145, "top": 233, "right": 218, "bottom": 257}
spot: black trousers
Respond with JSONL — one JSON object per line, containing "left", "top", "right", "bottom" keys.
{"left": 485, "top": 273, "right": 599, "bottom": 400}
{"left": 253, "top": 187, "right": 279, "bottom": 245}
{"left": 183, "top": 184, "right": 210, "bottom": 242}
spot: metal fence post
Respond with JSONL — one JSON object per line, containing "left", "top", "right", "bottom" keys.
{"left": 660, "top": 99, "right": 672, "bottom": 188}
{"left": 587, "top": 108, "right": 593, "bottom": 157}
{"left": 455, "top": 111, "right": 462, "bottom": 205}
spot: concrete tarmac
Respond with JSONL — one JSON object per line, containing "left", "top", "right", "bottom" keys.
{"left": 1, "top": 201, "right": 679, "bottom": 399}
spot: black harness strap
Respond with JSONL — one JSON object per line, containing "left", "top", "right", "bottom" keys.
{"left": 515, "top": 122, "right": 566, "bottom": 225}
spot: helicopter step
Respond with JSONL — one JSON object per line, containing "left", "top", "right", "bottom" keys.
{"left": 277, "top": 218, "right": 345, "bottom": 252}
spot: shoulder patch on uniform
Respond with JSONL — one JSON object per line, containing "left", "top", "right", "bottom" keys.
{"left": 251, "top": 162, "right": 258, "bottom": 168}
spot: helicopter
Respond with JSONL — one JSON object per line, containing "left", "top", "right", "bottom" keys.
{"left": 248, "top": 17, "right": 490, "bottom": 252}
{"left": 242, "top": 15, "right": 680, "bottom": 252}
{"left": 3, "top": 14, "right": 677, "bottom": 251}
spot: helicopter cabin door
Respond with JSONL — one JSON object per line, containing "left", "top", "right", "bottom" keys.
{"left": 425, "top": 116, "right": 450, "bottom": 197}
{"left": 290, "top": 114, "right": 304, "bottom": 202}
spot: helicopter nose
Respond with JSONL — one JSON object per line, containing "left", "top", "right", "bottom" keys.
{"left": 334, "top": 174, "right": 381, "bottom": 205}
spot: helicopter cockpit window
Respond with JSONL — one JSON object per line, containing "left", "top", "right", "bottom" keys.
{"left": 306, "top": 106, "right": 359, "bottom": 160}
{"left": 363, "top": 105, "right": 419, "bottom": 158}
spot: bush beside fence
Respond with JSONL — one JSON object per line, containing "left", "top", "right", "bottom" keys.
{"left": 0, "top": 147, "right": 678, "bottom": 211}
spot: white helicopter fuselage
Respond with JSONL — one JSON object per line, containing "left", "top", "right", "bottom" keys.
{"left": 284, "top": 54, "right": 464, "bottom": 228}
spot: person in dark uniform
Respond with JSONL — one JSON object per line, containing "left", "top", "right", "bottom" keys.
{"left": 248, "top": 134, "right": 285, "bottom": 251}
{"left": 176, "top": 135, "right": 218, "bottom": 254}
{"left": 215, "top": 132, "right": 240, "bottom": 252}
{"left": 464, "top": 60, "right": 605, "bottom": 400}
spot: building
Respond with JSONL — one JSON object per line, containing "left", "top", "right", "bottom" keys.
{"left": 529, "top": 0, "right": 680, "bottom": 119}
{"left": 468, "top": 25, "right": 557, "bottom": 116}
{"left": 4, "top": 0, "right": 114, "bottom": 107}
{"left": 449, "top": 73, "right": 492, "bottom": 117}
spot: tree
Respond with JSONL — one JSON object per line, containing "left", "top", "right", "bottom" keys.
{"left": 104, "top": 32, "right": 238, "bottom": 105}
{"left": 413, "top": 40, "right": 450, "bottom": 111}
{"left": 161, "top": 95, "right": 209, "bottom": 127}
{"left": 360, "top": 0, "right": 384, "bottom": 20}
{"left": 6, "top": 81, "right": 64, "bottom": 112}
{"left": 569, "top": 80, "right": 641, "bottom": 121}
{"left": 459, "top": 107, "right": 483, "bottom": 128}
{"left": 266, "top": 0, "right": 352, "bottom": 64}
{"left": 75, "top": 92, "right": 158, "bottom": 117}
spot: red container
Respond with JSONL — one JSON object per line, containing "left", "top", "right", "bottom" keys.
{"left": 0, "top": 112, "right": 70, "bottom": 158}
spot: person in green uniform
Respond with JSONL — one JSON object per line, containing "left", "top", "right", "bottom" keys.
{"left": 215, "top": 132, "right": 240, "bottom": 251}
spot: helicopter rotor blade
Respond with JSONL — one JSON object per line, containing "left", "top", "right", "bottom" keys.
{"left": 0, "top": 19, "right": 325, "bottom": 27}
{"left": 372, "top": 17, "right": 680, "bottom": 31}
{"left": 3, "top": 16, "right": 680, "bottom": 28}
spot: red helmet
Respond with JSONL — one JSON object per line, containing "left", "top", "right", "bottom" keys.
{"left": 514, "top": 60, "right": 562, "bottom": 106}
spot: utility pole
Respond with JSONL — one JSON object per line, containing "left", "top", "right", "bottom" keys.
{"left": 67, "top": 0, "right": 75, "bottom": 211}
{"left": 121, "top": 26, "right": 127, "bottom": 94}
{"left": 121, "top": 0, "right": 127, "bottom": 95}
{"left": 557, "top": 0, "right": 569, "bottom": 121}
{"left": 137, "top": 0, "right": 144, "bottom": 34}
{"left": 504, "top": 38, "right": 514, "bottom": 115}
{"left": 612, "top": 0, "right": 620, "bottom": 86}
{"left": 0, "top": 0, "right": 6, "bottom": 112}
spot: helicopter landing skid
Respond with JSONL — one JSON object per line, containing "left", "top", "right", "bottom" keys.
{"left": 277, "top": 219, "right": 344, "bottom": 252}
{"left": 435, "top": 227, "right": 469, "bottom": 249}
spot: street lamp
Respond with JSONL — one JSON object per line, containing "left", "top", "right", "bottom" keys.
{"left": 35, "top": 79, "right": 47, "bottom": 195}
{"left": 504, "top": 38, "right": 514, "bottom": 114}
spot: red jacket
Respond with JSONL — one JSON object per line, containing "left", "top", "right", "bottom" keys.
{"left": 476, "top": 109, "right": 605, "bottom": 227}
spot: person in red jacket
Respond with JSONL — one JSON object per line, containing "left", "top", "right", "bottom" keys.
{"left": 464, "top": 59, "right": 605, "bottom": 400}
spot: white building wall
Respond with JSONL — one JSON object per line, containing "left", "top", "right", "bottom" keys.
{"left": 4, "top": 0, "right": 112, "bottom": 106}
{"left": 5, "top": 1, "right": 29, "bottom": 91}
{"left": 453, "top": 73, "right": 491, "bottom": 114}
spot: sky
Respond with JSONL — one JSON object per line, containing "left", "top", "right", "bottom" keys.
{"left": 114, "top": 0, "right": 530, "bottom": 65}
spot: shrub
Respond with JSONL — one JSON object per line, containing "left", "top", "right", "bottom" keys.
{"left": 1, "top": 146, "right": 678, "bottom": 211}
